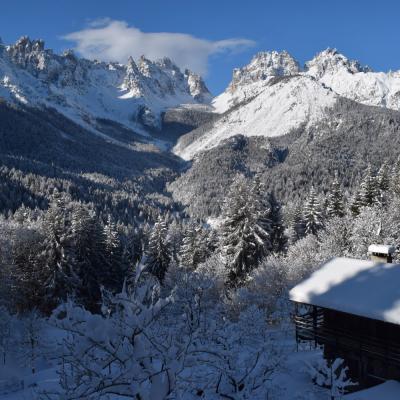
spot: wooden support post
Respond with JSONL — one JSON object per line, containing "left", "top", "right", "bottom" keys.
{"left": 295, "top": 303, "right": 299, "bottom": 352}
{"left": 313, "top": 306, "right": 317, "bottom": 348}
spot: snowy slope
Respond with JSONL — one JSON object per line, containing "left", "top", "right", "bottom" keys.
{"left": 344, "top": 381, "right": 400, "bottom": 400}
{"left": 175, "top": 75, "right": 337, "bottom": 160}
{"left": 212, "top": 51, "right": 300, "bottom": 113}
{"left": 0, "top": 37, "right": 212, "bottom": 138}
{"left": 175, "top": 48, "right": 400, "bottom": 159}
{"left": 213, "top": 48, "right": 400, "bottom": 116}
{"left": 3, "top": 37, "right": 400, "bottom": 159}
{"left": 305, "top": 48, "right": 400, "bottom": 110}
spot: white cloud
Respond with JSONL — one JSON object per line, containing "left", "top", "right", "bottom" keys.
{"left": 62, "top": 19, "right": 255, "bottom": 75}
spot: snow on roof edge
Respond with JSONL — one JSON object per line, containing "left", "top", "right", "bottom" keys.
{"left": 368, "top": 244, "right": 396, "bottom": 254}
{"left": 289, "top": 257, "right": 400, "bottom": 325}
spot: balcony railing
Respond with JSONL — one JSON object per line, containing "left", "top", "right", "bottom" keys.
{"left": 294, "top": 308, "right": 400, "bottom": 365}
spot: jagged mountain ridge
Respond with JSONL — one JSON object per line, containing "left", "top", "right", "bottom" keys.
{"left": 3, "top": 37, "right": 400, "bottom": 219}
{"left": 213, "top": 48, "right": 400, "bottom": 113}
{"left": 175, "top": 48, "right": 400, "bottom": 159}
{"left": 306, "top": 48, "right": 400, "bottom": 110}
{"left": 0, "top": 36, "right": 212, "bottom": 138}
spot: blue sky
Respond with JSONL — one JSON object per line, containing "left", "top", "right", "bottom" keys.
{"left": 1, "top": 0, "right": 400, "bottom": 94}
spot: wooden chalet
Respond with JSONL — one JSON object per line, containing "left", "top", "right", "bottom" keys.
{"left": 290, "top": 245, "right": 400, "bottom": 389}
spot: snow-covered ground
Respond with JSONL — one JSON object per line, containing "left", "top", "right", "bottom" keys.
{"left": 0, "top": 366, "right": 59, "bottom": 400}
{"left": 0, "top": 321, "right": 352, "bottom": 400}
{"left": 344, "top": 381, "right": 400, "bottom": 400}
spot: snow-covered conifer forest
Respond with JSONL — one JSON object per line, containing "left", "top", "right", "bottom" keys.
{"left": 2, "top": 36, "right": 400, "bottom": 399}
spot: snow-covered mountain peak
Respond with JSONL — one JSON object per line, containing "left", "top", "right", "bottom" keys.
{"left": 177, "top": 75, "right": 338, "bottom": 160}
{"left": 6, "top": 36, "right": 50, "bottom": 73}
{"left": 304, "top": 48, "right": 400, "bottom": 110}
{"left": 229, "top": 50, "right": 300, "bottom": 92}
{"left": 213, "top": 47, "right": 400, "bottom": 115}
{"left": 0, "top": 36, "right": 212, "bottom": 134}
{"left": 123, "top": 54, "right": 212, "bottom": 105}
{"left": 305, "top": 48, "right": 371, "bottom": 79}
{"left": 185, "top": 69, "right": 212, "bottom": 103}
{"left": 213, "top": 50, "right": 301, "bottom": 113}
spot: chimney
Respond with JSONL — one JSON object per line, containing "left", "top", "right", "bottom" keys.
{"left": 368, "top": 244, "right": 395, "bottom": 263}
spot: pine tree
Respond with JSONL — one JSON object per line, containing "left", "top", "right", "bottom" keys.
{"left": 376, "top": 162, "right": 390, "bottom": 204}
{"left": 167, "top": 218, "right": 184, "bottom": 264}
{"left": 179, "top": 222, "right": 209, "bottom": 270}
{"left": 71, "top": 203, "right": 108, "bottom": 311}
{"left": 377, "top": 162, "right": 390, "bottom": 192}
{"left": 350, "top": 190, "right": 364, "bottom": 216}
{"left": 266, "top": 192, "right": 287, "bottom": 253}
{"left": 38, "top": 193, "right": 76, "bottom": 312}
{"left": 391, "top": 156, "right": 400, "bottom": 190}
{"left": 103, "top": 215, "right": 125, "bottom": 289}
{"left": 122, "top": 224, "right": 146, "bottom": 269}
{"left": 206, "top": 228, "right": 219, "bottom": 254}
{"left": 220, "top": 175, "right": 270, "bottom": 285}
{"left": 105, "top": 216, "right": 124, "bottom": 266}
{"left": 303, "top": 187, "right": 324, "bottom": 236}
{"left": 392, "top": 156, "right": 400, "bottom": 196}
{"left": 146, "top": 215, "right": 171, "bottom": 283}
{"left": 11, "top": 227, "right": 47, "bottom": 313}
{"left": 326, "top": 176, "right": 345, "bottom": 218}
{"left": 359, "top": 165, "right": 378, "bottom": 206}
{"left": 288, "top": 204, "right": 305, "bottom": 244}
{"left": 251, "top": 174, "right": 272, "bottom": 252}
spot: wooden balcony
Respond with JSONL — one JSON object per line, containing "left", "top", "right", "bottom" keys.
{"left": 294, "top": 307, "right": 400, "bottom": 365}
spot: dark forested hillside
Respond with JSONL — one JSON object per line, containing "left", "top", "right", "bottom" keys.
{"left": 169, "top": 98, "right": 400, "bottom": 219}
{"left": 0, "top": 101, "right": 182, "bottom": 176}
{"left": 0, "top": 101, "right": 185, "bottom": 222}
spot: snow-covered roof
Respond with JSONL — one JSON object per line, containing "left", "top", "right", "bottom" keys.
{"left": 368, "top": 244, "right": 395, "bottom": 254}
{"left": 344, "top": 380, "right": 400, "bottom": 400}
{"left": 289, "top": 257, "right": 400, "bottom": 325}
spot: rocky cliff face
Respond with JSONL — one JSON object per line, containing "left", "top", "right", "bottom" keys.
{"left": 304, "top": 48, "right": 371, "bottom": 78}
{"left": 0, "top": 36, "right": 212, "bottom": 133}
{"left": 179, "top": 47, "right": 400, "bottom": 160}
{"left": 212, "top": 51, "right": 301, "bottom": 112}
{"left": 229, "top": 50, "right": 300, "bottom": 91}
{"left": 213, "top": 47, "right": 400, "bottom": 115}
{"left": 306, "top": 48, "right": 400, "bottom": 110}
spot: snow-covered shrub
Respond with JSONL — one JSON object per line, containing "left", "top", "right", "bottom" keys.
{"left": 231, "top": 254, "right": 288, "bottom": 317}
{"left": 17, "top": 310, "right": 44, "bottom": 374}
{"left": 318, "top": 216, "right": 353, "bottom": 260}
{"left": 305, "top": 357, "right": 355, "bottom": 398}
{"left": 164, "top": 253, "right": 228, "bottom": 316}
{"left": 49, "top": 262, "right": 185, "bottom": 400}
{"left": 165, "top": 255, "right": 284, "bottom": 399}
{"left": 176, "top": 304, "right": 283, "bottom": 399}
{"left": 285, "top": 234, "right": 323, "bottom": 285}
{"left": 350, "top": 206, "right": 383, "bottom": 259}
